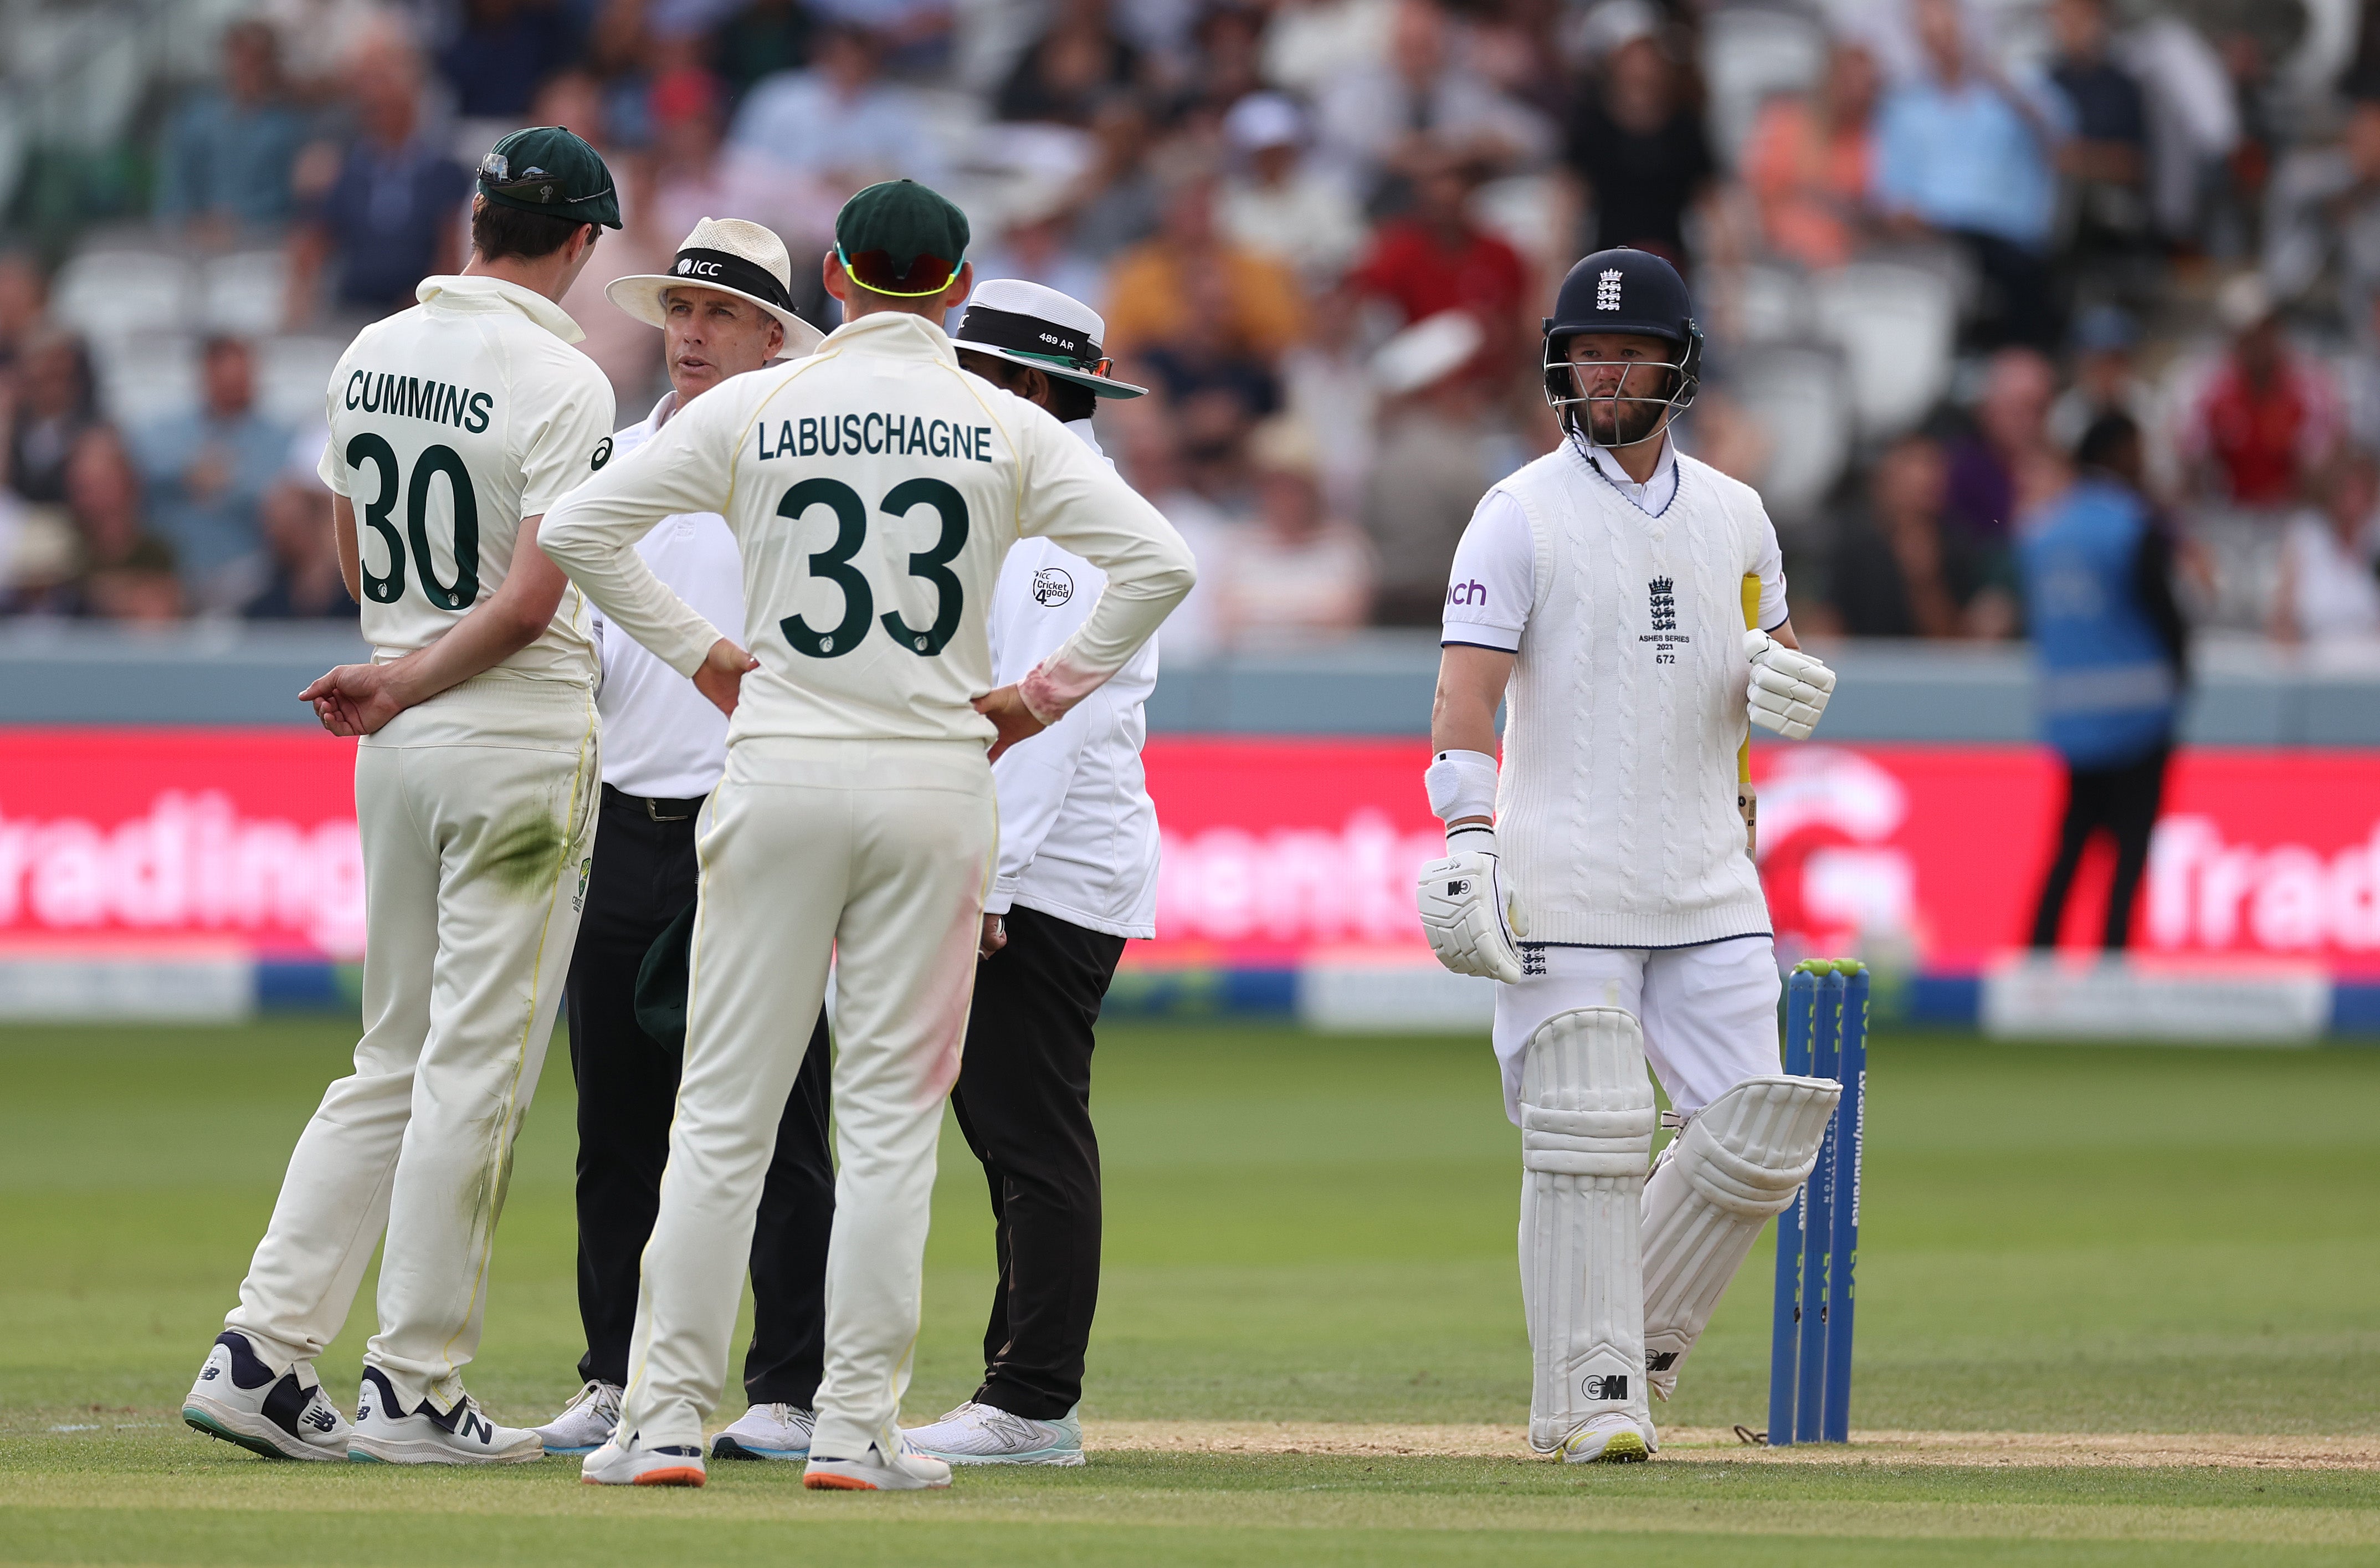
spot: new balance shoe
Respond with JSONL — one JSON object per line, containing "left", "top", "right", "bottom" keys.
{"left": 581, "top": 1433, "right": 706, "bottom": 1487}
{"left": 181, "top": 1331, "right": 348, "bottom": 1462}
{"left": 1553, "top": 1412, "right": 1657, "bottom": 1465}
{"left": 901, "top": 1401, "right": 1084, "bottom": 1467}
{"left": 712, "top": 1402, "right": 815, "bottom": 1462}
{"left": 532, "top": 1380, "right": 622, "bottom": 1456}
{"left": 803, "top": 1437, "right": 952, "bottom": 1490}
{"left": 346, "top": 1367, "right": 541, "bottom": 1464}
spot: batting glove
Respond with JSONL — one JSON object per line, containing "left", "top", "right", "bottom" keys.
{"left": 1745, "top": 629, "right": 1836, "bottom": 741}
{"left": 1417, "top": 824, "right": 1526, "bottom": 985}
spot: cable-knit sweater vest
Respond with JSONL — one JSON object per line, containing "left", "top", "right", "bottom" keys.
{"left": 1495, "top": 445, "right": 1773, "bottom": 949}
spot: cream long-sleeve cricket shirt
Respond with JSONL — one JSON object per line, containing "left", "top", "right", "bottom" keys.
{"left": 317, "top": 274, "right": 615, "bottom": 684}
{"left": 538, "top": 311, "right": 1195, "bottom": 747}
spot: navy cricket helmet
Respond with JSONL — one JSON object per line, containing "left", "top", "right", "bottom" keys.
{"left": 1542, "top": 247, "right": 1702, "bottom": 448}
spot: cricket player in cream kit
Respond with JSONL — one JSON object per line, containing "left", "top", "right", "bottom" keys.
{"left": 182, "top": 128, "right": 621, "bottom": 1464}
{"left": 540, "top": 180, "right": 1193, "bottom": 1491}
{"left": 1419, "top": 248, "right": 1844, "bottom": 1464}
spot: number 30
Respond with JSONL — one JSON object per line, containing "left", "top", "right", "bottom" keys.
{"left": 346, "top": 433, "right": 481, "bottom": 610}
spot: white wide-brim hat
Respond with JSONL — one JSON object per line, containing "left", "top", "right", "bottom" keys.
{"left": 606, "top": 216, "right": 824, "bottom": 359}
{"left": 1371, "top": 308, "right": 1484, "bottom": 397}
{"left": 950, "top": 277, "right": 1147, "bottom": 399}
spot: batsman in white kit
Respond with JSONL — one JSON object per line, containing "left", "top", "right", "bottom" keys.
{"left": 181, "top": 128, "right": 621, "bottom": 1463}
{"left": 1419, "top": 248, "right": 1844, "bottom": 1463}
{"left": 538, "top": 180, "right": 1194, "bottom": 1490}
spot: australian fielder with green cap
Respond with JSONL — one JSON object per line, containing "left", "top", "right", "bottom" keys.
{"left": 542, "top": 179, "right": 1196, "bottom": 1491}
{"left": 181, "top": 126, "right": 624, "bottom": 1467}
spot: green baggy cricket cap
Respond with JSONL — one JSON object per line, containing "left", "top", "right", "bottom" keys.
{"left": 476, "top": 126, "right": 623, "bottom": 229}
{"left": 834, "top": 179, "right": 970, "bottom": 297}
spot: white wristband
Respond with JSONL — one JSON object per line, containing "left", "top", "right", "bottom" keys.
{"left": 1445, "top": 821, "right": 1498, "bottom": 854}
{"left": 1424, "top": 748, "right": 1499, "bottom": 824}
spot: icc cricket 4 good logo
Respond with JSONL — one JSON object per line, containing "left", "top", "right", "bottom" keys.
{"left": 1031, "top": 567, "right": 1074, "bottom": 607}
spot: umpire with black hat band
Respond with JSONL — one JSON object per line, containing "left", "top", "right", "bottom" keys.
{"left": 951, "top": 286, "right": 1147, "bottom": 399}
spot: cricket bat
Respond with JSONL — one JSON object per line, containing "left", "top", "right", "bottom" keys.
{"left": 1738, "top": 572, "right": 1760, "bottom": 859}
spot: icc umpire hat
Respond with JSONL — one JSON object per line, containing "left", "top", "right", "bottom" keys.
{"left": 476, "top": 126, "right": 623, "bottom": 230}
{"left": 607, "top": 217, "right": 825, "bottom": 359}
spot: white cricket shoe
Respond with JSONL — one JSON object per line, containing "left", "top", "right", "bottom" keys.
{"left": 346, "top": 1367, "right": 541, "bottom": 1464}
{"left": 712, "top": 1402, "right": 815, "bottom": 1462}
{"left": 901, "top": 1401, "right": 1084, "bottom": 1467}
{"left": 1554, "top": 1412, "right": 1658, "bottom": 1465}
{"left": 532, "top": 1380, "right": 622, "bottom": 1456}
{"left": 581, "top": 1433, "right": 706, "bottom": 1487}
{"left": 181, "top": 1331, "right": 349, "bottom": 1462}
{"left": 803, "top": 1436, "right": 952, "bottom": 1491}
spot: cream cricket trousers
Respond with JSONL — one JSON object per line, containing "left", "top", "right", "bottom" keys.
{"left": 619, "top": 736, "right": 994, "bottom": 1459}
{"left": 226, "top": 674, "right": 598, "bottom": 1412}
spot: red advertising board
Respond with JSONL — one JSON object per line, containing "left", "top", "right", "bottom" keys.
{"left": 0, "top": 729, "right": 364, "bottom": 959}
{"left": 0, "top": 729, "right": 2373, "bottom": 975}
{"left": 1140, "top": 739, "right": 2380, "bottom": 975}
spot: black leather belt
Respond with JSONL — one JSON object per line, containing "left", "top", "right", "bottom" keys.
{"left": 602, "top": 782, "right": 706, "bottom": 823}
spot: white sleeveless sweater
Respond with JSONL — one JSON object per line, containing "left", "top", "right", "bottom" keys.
{"left": 1495, "top": 445, "right": 1773, "bottom": 949}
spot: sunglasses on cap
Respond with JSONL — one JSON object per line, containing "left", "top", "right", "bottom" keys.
{"left": 837, "top": 243, "right": 962, "bottom": 298}
{"left": 477, "top": 151, "right": 612, "bottom": 217}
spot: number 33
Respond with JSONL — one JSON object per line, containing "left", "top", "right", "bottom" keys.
{"left": 777, "top": 476, "right": 969, "bottom": 658}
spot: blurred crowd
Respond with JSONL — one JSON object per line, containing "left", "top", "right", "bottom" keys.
{"left": 2, "top": 0, "right": 2379, "bottom": 652}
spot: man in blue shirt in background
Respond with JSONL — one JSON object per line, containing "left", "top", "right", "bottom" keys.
{"left": 1875, "top": 0, "right": 2071, "bottom": 349}
{"left": 154, "top": 20, "right": 312, "bottom": 238}
{"left": 133, "top": 336, "right": 290, "bottom": 615}
{"left": 2020, "top": 411, "right": 2189, "bottom": 949}
{"left": 285, "top": 35, "right": 468, "bottom": 324}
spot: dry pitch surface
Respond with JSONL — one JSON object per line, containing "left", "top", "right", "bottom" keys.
{"left": 1088, "top": 1421, "right": 2380, "bottom": 1469}
{"left": 4, "top": 1018, "right": 2376, "bottom": 1566}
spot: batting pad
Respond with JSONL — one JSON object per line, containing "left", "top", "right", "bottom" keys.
{"left": 1640, "top": 1074, "right": 1840, "bottom": 1400}
{"left": 1519, "top": 1007, "right": 1656, "bottom": 1452}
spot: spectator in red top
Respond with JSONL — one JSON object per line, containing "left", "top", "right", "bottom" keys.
{"left": 1345, "top": 152, "right": 1530, "bottom": 387}
{"left": 2183, "top": 275, "right": 2340, "bottom": 509}
{"left": 2177, "top": 274, "right": 2343, "bottom": 628}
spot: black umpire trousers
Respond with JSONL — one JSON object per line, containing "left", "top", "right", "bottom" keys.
{"left": 563, "top": 783, "right": 835, "bottom": 1407}
{"left": 950, "top": 904, "right": 1127, "bottom": 1421}
{"left": 2028, "top": 742, "right": 2172, "bottom": 951}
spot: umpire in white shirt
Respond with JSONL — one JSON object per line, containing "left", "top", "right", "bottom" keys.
{"left": 534, "top": 219, "right": 834, "bottom": 1462}
{"left": 901, "top": 280, "right": 1160, "bottom": 1467}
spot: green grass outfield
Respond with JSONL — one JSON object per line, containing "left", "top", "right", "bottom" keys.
{"left": 3, "top": 1019, "right": 2376, "bottom": 1565}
